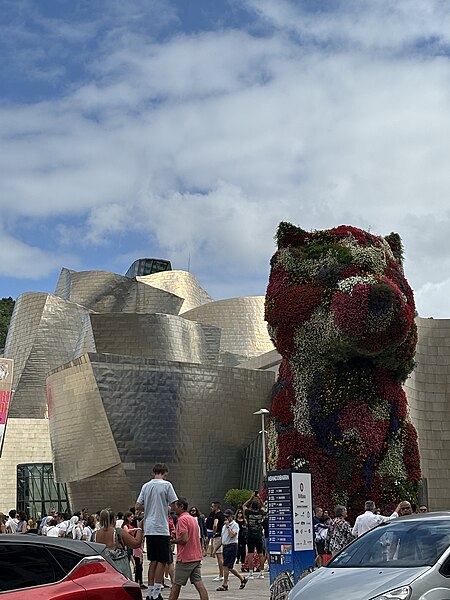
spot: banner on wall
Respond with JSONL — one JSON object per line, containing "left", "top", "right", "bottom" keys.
{"left": 0, "top": 358, "right": 14, "bottom": 457}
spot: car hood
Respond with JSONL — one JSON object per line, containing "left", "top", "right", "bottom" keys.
{"left": 291, "top": 566, "right": 431, "bottom": 600}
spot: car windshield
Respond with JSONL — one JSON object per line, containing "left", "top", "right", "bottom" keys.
{"left": 329, "top": 520, "right": 450, "bottom": 568}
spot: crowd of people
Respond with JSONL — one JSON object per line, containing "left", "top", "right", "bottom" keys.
{"left": 0, "top": 463, "right": 270, "bottom": 600}
{"left": 1, "top": 463, "right": 429, "bottom": 600}
{"left": 313, "top": 500, "right": 429, "bottom": 566}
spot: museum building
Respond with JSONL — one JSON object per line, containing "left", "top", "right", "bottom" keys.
{"left": 0, "top": 259, "right": 448, "bottom": 516}
{"left": 0, "top": 260, "right": 277, "bottom": 515}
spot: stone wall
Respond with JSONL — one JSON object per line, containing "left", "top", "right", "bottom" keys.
{"left": 405, "top": 317, "right": 450, "bottom": 510}
{"left": 0, "top": 419, "right": 52, "bottom": 512}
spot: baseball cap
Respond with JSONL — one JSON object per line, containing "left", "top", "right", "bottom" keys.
{"left": 224, "top": 509, "right": 233, "bottom": 517}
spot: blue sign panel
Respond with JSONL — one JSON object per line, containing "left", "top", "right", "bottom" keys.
{"left": 267, "top": 469, "right": 315, "bottom": 584}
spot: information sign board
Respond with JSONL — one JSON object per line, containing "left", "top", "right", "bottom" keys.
{"left": 267, "top": 469, "right": 315, "bottom": 584}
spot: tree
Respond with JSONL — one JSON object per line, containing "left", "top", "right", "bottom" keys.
{"left": 0, "top": 297, "right": 15, "bottom": 348}
{"left": 224, "top": 488, "right": 254, "bottom": 510}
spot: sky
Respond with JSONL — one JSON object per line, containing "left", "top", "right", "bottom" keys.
{"left": 1, "top": 0, "right": 450, "bottom": 317}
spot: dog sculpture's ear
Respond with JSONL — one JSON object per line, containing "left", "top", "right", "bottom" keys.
{"left": 276, "top": 221, "right": 308, "bottom": 249}
{"left": 384, "top": 232, "right": 404, "bottom": 269}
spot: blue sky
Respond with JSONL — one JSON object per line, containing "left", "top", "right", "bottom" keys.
{"left": 1, "top": 0, "right": 450, "bottom": 316}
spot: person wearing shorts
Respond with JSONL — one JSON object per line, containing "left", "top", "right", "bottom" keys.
{"left": 136, "top": 463, "right": 178, "bottom": 600}
{"left": 243, "top": 492, "right": 266, "bottom": 578}
{"left": 211, "top": 502, "right": 225, "bottom": 581}
{"left": 169, "top": 498, "right": 208, "bottom": 600}
{"left": 215, "top": 509, "right": 248, "bottom": 592}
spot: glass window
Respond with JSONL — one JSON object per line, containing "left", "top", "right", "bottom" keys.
{"left": 0, "top": 543, "right": 66, "bottom": 592}
{"left": 17, "top": 463, "right": 69, "bottom": 520}
{"left": 48, "top": 547, "right": 82, "bottom": 574}
{"left": 125, "top": 258, "right": 172, "bottom": 278}
{"left": 330, "top": 521, "right": 450, "bottom": 568}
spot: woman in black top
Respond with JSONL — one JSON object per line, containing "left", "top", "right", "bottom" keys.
{"left": 189, "top": 506, "right": 208, "bottom": 553}
{"left": 235, "top": 509, "right": 248, "bottom": 565}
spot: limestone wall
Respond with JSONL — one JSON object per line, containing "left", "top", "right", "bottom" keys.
{"left": 0, "top": 418, "right": 52, "bottom": 511}
{"left": 405, "top": 317, "right": 450, "bottom": 510}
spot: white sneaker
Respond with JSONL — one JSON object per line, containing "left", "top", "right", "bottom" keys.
{"left": 213, "top": 576, "right": 224, "bottom": 581}
{"left": 258, "top": 573, "right": 264, "bottom": 579}
{"left": 249, "top": 574, "right": 254, "bottom": 579}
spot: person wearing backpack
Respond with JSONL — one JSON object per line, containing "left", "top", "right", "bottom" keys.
{"left": 243, "top": 492, "right": 266, "bottom": 578}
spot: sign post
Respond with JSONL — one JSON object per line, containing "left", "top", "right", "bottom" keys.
{"left": 0, "top": 358, "right": 14, "bottom": 457}
{"left": 267, "top": 469, "right": 315, "bottom": 584}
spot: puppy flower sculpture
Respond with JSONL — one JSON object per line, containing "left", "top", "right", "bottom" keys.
{"left": 265, "top": 223, "right": 420, "bottom": 511}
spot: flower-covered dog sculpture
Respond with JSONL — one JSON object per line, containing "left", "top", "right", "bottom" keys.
{"left": 265, "top": 222, "right": 420, "bottom": 511}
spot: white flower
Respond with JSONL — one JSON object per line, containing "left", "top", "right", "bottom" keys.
{"left": 349, "top": 245, "right": 386, "bottom": 274}
{"left": 378, "top": 438, "right": 407, "bottom": 479}
{"left": 337, "top": 275, "right": 377, "bottom": 294}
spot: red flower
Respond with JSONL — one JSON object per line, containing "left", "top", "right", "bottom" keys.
{"left": 276, "top": 430, "right": 318, "bottom": 469}
{"left": 266, "top": 268, "right": 289, "bottom": 298}
{"left": 340, "top": 265, "right": 362, "bottom": 279}
{"left": 339, "top": 401, "right": 390, "bottom": 456}
{"left": 309, "top": 452, "right": 338, "bottom": 510}
{"left": 271, "top": 384, "right": 295, "bottom": 425}
{"left": 330, "top": 225, "right": 381, "bottom": 247}
{"left": 403, "top": 423, "right": 421, "bottom": 482}
{"left": 267, "top": 284, "right": 323, "bottom": 329}
{"left": 278, "top": 358, "right": 293, "bottom": 384}
{"left": 273, "top": 325, "right": 297, "bottom": 357}
{"left": 375, "top": 368, "right": 407, "bottom": 419}
{"left": 331, "top": 284, "right": 370, "bottom": 337}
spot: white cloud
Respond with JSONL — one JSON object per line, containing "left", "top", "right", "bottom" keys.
{"left": 246, "top": 0, "right": 450, "bottom": 52}
{"left": 0, "top": 230, "right": 76, "bottom": 279}
{"left": 1, "top": 0, "right": 450, "bottom": 314}
{"left": 415, "top": 278, "right": 450, "bottom": 319}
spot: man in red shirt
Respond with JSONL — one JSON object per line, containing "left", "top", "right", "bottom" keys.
{"left": 169, "top": 498, "right": 209, "bottom": 600}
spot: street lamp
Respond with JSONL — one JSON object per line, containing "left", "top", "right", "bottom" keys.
{"left": 254, "top": 408, "right": 270, "bottom": 482}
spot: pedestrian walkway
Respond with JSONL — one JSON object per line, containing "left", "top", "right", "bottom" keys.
{"left": 140, "top": 555, "right": 270, "bottom": 600}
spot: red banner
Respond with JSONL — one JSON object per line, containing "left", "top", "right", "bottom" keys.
{"left": 0, "top": 358, "right": 14, "bottom": 456}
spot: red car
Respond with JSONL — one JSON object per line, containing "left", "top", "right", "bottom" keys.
{"left": 0, "top": 534, "right": 142, "bottom": 599}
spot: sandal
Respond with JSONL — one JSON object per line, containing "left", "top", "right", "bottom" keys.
{"left": 240, "top": 577, "right": 248, "bottom": 589}
{"left": 216, "top": 585, "right": 228, "bottom": 591}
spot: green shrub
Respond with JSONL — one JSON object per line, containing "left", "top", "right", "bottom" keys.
{"left": 224, "top": 488, "right": 254, "bottom": 510}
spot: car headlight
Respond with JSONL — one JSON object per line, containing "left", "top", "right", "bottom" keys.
{"left": 369, "top": 586, "right": 411, "bottom": 600}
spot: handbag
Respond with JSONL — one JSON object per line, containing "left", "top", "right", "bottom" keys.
{"left": 105, "top": 528, "right": 132, "bottom": 579}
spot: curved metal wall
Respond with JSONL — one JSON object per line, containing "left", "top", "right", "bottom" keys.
{"left": 55, "top": 268, "right": 184, "bottom": 315}
{"left": 137, "top": 270, "right": 213, "bottom": 313}
{"left": 4, "top": 293, "right": 90, "bottom": 418}
{"left": 182, "top": 296, "right": 274, "bottom": 362}
{"left": 47, "top": 353, "right": 275, "bottom": 511}
{"left": 82, "top": 313, "right": 221, "bottom": 364}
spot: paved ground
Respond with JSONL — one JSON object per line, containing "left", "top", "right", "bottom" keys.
{"left": 139, "top": 555, "right": 271, "bottom": 600}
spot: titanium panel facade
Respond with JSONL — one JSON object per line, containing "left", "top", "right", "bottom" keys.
{"left": 76, "top": 313, "right": 221, "bottom": 364}
{"left": 55, "top": 268, "right": 183, "bottom": 315}
{"left": 182, "top": 296, "right": 275, "bottom": 364}
{"left": 4, "top": 293, "right": 90, "bottom": 418}
{"left": 47, "top": 353, "right": 275, "bottom": 511}
{"left": 137, "top": 270, "right": 213, "bottom": 313}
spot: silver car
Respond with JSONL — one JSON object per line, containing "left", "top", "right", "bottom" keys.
{"left": 288, "top": 512, "right": 450, "bottom": 600}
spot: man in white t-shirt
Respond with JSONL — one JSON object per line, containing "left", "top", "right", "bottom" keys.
{"left": 216, "top": 510, "right": 248, "bottom": 592}
{"left": 55, "top": 512, "right": 69, "bottom": 537}
{"left": 136, "top": 463, "right": 178, "bottom": 600}
{"left": 6, "top": 510, "right": 19, "bottom": 534}
{"left": 352, "top": 500, "right": 402, "bottom": 537}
